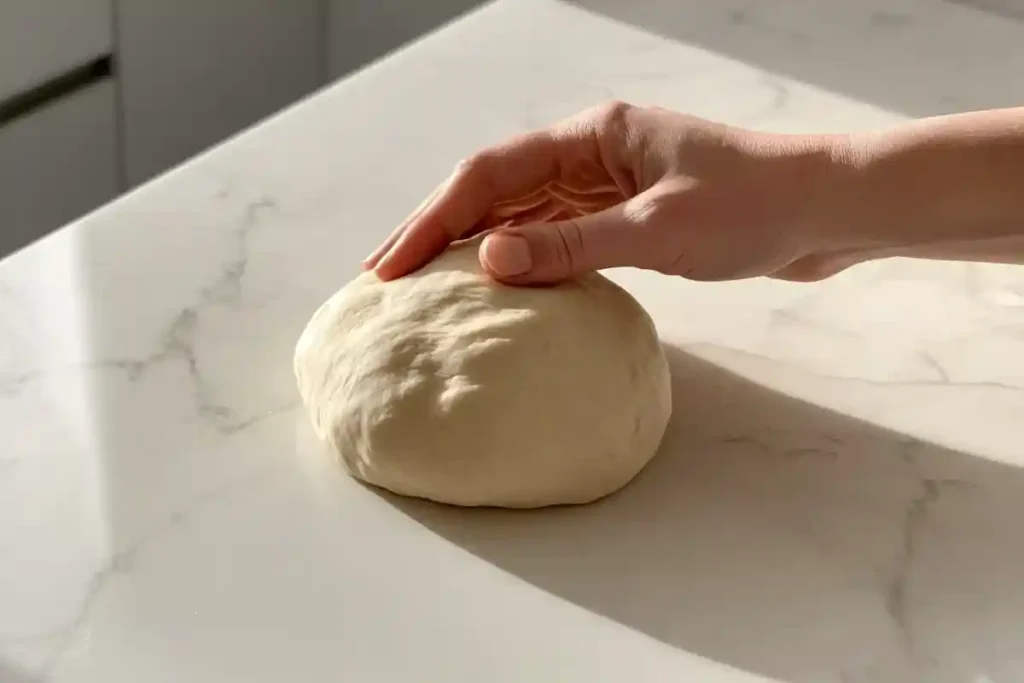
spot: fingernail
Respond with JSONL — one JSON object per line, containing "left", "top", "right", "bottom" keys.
{"left": 482, "top": 233, "right": 532, "bottom": 276}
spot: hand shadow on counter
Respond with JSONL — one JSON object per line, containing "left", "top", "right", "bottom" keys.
{"left": 383, "top": 345, "right": 1024, "bottom": 683}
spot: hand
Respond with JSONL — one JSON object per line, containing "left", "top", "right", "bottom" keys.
{"left": 365, "top": 101, "right": 854, "bottom": 285}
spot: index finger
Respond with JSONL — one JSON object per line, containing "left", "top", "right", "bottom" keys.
{"left": 374, "top": 128, "right": 563, "bottom": 280}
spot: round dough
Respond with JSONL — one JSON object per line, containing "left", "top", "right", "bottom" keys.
{"left": 294, "top": 238, "right": 672, "bottom": 508}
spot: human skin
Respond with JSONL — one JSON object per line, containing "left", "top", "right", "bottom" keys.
{"left": 364, "top": 102, "right": 1024, "bottom": 285}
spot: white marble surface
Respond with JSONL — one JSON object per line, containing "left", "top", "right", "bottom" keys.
{"left": 3, "top": 1, "right": 1024, "bottom": 681}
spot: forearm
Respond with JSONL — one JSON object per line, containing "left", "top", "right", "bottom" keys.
{"left": 825, "top": 107, "right": 1024, "bottom": 263}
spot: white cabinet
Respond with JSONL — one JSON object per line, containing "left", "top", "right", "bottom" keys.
{"left": 0, "top": 0, "right": 113, "bottom": 102}
{"left": 0, "top": 80, "right": 118, "bottom": 257}
{"left": 117, "top": 0, "right": 326, "bottom": 185}
{"left": 327, "top": 0, "right": 484, "bottom": 78}
{"left": 0, "top": 0, "right": 492, "bottom": 257}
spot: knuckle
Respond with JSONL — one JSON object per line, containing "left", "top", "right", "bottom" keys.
{"left": 594, "top": 100, "right": 636, "bottom": 136}
{"left": 453, "top": 153, "right": 486, "bottom": 177}
{"left": 626, "top": 189, "right": 676, "bottom": 226}
{"left": 585, "top": 100, "right": 645, "bottom": 186}
{"left": 597, "top": 99, "right": 634, "bottom": 121}
{"left": 628, "top": 197, "right": 663, "bottom": 226}
{"left": 553, "top": 219, "right": 586, "bottom": 274}
{"left": 456, "top": 152, "right": 494, "bottom": 185}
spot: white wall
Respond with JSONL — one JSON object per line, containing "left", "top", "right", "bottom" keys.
{"left": 117, "top": 0, "right": 326, "bottom": 185}
{"left": 0, "top": 0, "right": 492, "bottom": 256}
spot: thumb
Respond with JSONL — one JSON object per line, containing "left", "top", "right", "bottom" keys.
{"left": 478, "top": 194, "right": 665, "bottom": 285}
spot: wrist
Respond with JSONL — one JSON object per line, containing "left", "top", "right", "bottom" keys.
{"left": 809, "top": 109, "right": 1024, "bottom": 263}
{"left": 768, "top": 132, "right": 868, "bottom": 260}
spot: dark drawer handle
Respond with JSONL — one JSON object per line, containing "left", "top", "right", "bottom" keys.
{"left": 0, "top": 55, "right": 113, "bottom": 127}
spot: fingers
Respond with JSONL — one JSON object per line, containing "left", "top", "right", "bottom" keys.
{"left": 478, "top": 190, "right": 668, "bottom": 285}
{"left": 544, "top": 183, "right": 622, "bottom": 208}
{"left": 363, "top": 180, "right": 449, "bottom": 270}
{"left": 475, "top": 199, "right": 579, "bottom": 234}
{"left": 373, "top": 129, "right": 565, "bottom": 281}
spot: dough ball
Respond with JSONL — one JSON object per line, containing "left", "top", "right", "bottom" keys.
{"left": 294, "top": 238, "right": 672, "bottom": 508}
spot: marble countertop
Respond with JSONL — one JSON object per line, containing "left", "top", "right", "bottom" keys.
{"left": 4, "top": 1, "right": 1024, "bottom": 681}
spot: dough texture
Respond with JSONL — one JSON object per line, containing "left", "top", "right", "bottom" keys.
{"left": 294, "top": 239, "right": 672, "bottom": 508}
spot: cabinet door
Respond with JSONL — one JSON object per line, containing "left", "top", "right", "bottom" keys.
{"left": 0, "top": 80, "right": 119, "bottom": 258}
{"left": 327, "top": 0, "right": 486, "bottom": 79}
{"left": 0, "top": 0, "right": 113, "bottom": 102}
{"left": 117, "top": 0, "right": 326, "bottom": 186}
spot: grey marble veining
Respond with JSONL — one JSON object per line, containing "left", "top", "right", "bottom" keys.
{"left": 3, "top": 1, "right": 1024, "bottom": 681}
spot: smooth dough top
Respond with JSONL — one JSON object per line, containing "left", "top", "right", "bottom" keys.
{"left": 294, "top": 238, "right": 672, "bottom": 508}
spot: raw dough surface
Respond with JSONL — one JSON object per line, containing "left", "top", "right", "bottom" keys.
{"left": 294, "top": 239, "right": 672, "bottom": 508}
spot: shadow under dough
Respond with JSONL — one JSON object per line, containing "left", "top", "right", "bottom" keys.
{"left": 381, "top": 345, "right": 1024, "bottom": 682}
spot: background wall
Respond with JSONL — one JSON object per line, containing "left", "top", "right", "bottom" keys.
{"left": 0, "top": 0, "right": 486, "bottom": 259}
